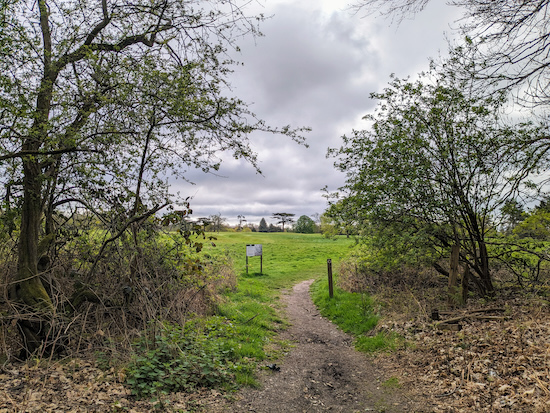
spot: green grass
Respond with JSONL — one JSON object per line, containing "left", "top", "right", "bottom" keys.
{"left": 382, "top": 376, "right": 401, "bottom": 389}
{"left": 203, "top": 232, "right": 355, "bottom": 287}
{"left": 311, "top": 277, "right": 379, "bottom": 336}
{"left": 201, "top": 232, "right": 355, "bottom": 363}
{"left": 146, "top": 231, "right": 399, "bottom": 394}
{"left": 311, "top": 277, "right": 402, "bottom": 353}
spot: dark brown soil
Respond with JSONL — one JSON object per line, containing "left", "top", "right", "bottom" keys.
{"left": 217, "top": 279, "right": 423, "bottom": 412}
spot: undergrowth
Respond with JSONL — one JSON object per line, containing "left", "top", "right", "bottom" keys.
{"left": 125, "top": 317, "right": 255, "bottom": 401}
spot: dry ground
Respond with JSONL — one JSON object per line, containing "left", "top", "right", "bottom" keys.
{"left": 1, "top": 279, "right": 550, "bottom": 412}
{"left": 375, "top": 290, "right": 550, "bottom": 412}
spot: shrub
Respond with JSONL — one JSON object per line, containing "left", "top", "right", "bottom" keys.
{"left": 126, "top": 317, "right": 244, "bottom": 399}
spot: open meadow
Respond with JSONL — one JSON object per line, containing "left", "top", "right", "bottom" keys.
{"left": 202, "top": 231, "right": 355, "bottom": 287}
{"left": 199, "top": 232, "right": 357, "bottom": 384}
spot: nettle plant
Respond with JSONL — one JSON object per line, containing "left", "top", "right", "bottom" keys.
{"left": 125, "top": 317, "right": 242, "bottom": 399}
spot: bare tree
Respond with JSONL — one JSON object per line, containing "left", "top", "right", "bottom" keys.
{"left": 237, "top": 214, "right": 247, "bottom": 231}
{"left": 209, "top": 214, "right": 227, "bottom": 232}
{"left": 354, "top": 0, "right": 550, "bottom": 107}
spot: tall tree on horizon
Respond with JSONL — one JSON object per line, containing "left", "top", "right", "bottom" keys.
{"left": 272, "top": 213, "right": 295, "bottom": 232}
{"left": 258, "top": 218, "right": 269, "bottom": 232}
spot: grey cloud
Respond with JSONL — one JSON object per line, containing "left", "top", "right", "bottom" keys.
{"left": 168, "top": 1, "right": 461, "bottom": 225}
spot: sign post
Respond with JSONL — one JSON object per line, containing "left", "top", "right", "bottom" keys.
{"left": 327, "top": 259, "right": 333, "bottom": 298}
{"left": 246, "top": 244, "right": 263, "bottom": 275}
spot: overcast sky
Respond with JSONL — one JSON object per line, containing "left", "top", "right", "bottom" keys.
{"left": 172, "top": 0, "right": 463, "bottom": 226}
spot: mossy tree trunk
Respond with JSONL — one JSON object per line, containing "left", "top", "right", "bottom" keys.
{"left": 15, "top": 153, "right": 55, "bottom": 356}
{"left": 17, "top": 160, "right": 52, "bottom": 310}
{"left": 13, "top": 0, "right": 56, "bottom": 355}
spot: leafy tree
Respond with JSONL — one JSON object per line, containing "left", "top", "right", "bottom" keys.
{"left": 271, "top": 213, "right": 295, "bottom": 232}
{"left": 294, "top": 215, "right": 316, "bottom": 234}
{"left": 320, "top": 213, "right": 340, "bottom": 239}
{"left": 354, "top": 0, "right": 550, "bottom": 107}
{"left": 208, "top": 214, "right": 227, "bottom": 233}
{"left": 258, "top": 218, "right": 269, "bottom": 232}
{"left": 321, "top": 197, "right": 358, "bottom": 238}
{"left": 327, "top": 70, "right": 549, "bottom": 296}
{"left": 500, "top": 200, "right": 527, "bottom": 234}
{"left": 268, "top": 223, "right": 281, "bottom": 233}
{"left": 0, "top": 0, "right": 306, "bottom": 354}
{"left": 513, "top": 210, "right": 550, "bottom": 241}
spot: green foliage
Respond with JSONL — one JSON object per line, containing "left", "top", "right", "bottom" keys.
{"left": 294, "top": 215, "right": 316, "bottom": 234}
{"left": 271, "top": 213, "right": 295, "bottom": 232}
{"left": 355, "top": 332, "right": 403, "bottom": 353}
{"left": 1, "top": 0, "right": 309, "bottom": 353}
{"left": 204, "top": 232, "right": 355, "bottom": 367}
{"left": 488, "top": 234, "right": 550, "bottom": 287}
{"left": 381, "top": 376, "right": 401, "bottom": 389}
{"left": 311, "top": 278, "right": 404, "bottom": 353}
{"left": 126, "top": 318, "right": 247, "bottom": 399}
{"left": 500, "top": 199, "right": 527, "bottom": 234}
{"left": 203, "top": 232, "right": 355, "bottom": 285}
{"left": 355, "top": 221, "right": 441, "bottom": 274}
{"left": 258, "top": 218, "right": 268, "bottom": 232}
{"left": 268, "top": 223, "right": 281, "bottom": 233}
{"left": 320, "top": 213, "right": 340, "bottom": 239}
{"left": 327, "top": 68, "right": 550, "bottom": 296}
{"left": 513, "top": 210, "right": 550, "bottom": 240}
{"left": 311, "top": 278, "right": 379, "bottom": 338}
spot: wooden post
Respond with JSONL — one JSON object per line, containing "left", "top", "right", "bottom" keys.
{"left": 246, "top": 255, "right": 249, "bottom": 275}
{"left": 448, "top": 244, "right": 460, "bottom": 307}
{"left": 327, "top": 259, "right": 333, "bottom": 298}
{"left": 461, "top": 265, "right": 470, "bottom": 305}
{"left": 260, "top": 255, "right": 263, "bottom": 275}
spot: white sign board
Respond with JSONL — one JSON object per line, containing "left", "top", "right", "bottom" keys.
{"left": 246, "top": 244, "right": 263, "bottom": 257}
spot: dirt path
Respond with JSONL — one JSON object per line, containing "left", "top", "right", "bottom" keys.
{"left": 220, "top": 279, "right": 421, "bottom": 412}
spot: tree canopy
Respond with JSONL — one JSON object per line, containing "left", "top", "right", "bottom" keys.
{"left": 271, "top": 213, "right": 295, "bottom": 232}
{"left": 294, "top": 215, "right": 316, "bottom": 234}
{"left": 258, "top": 218, "right": 269, "bottom": 232}
{"left": 0, "top": 0, "right": 307, "bottom": 354}
{"left": 353, "top": 0, "right": 550, "bottom": 107}
{"left": 327, "top": 69, "right": 549, "bottom": 296}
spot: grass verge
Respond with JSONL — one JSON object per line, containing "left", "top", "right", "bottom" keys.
{"left": 311, "top": 277, "right": 403, "bottom": 353}
{"left": 204, "top": 233, "right": 355, "bottom": 384}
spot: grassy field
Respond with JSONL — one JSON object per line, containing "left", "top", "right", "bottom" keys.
{"left": 203, "top": 232, "right": 355, "bottom": 288}
{"left": 199, "top": 232, "right": 356, "bottom": 385}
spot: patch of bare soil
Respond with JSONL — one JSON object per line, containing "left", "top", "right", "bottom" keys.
{"left": 213, "top": 279, "right": 421, "bottom": 412}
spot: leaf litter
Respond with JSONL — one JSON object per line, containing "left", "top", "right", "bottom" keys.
{"left": 2, "top": 287, "right": 550, "bottom": 412}
{"left": 376, "top": 293, "right": 550, "bottom": 412}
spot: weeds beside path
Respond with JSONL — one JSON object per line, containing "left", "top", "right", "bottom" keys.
{"left": 214, "top": 279, "right": 421, "bottom": 413}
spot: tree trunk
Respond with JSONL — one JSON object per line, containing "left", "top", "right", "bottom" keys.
{"left": 448, "top": 243, "right": 460, "bottom": 307}
{"left": 15, "top": 158, "right": 54, "bottom": 355}
{"left": 17, "top": 160, "right": 52, "bottom": 310}
{"left": 478, "top": 241, "right": 494, "bottom": 295}
{"left": 461, "top": 265, "right": 470, "bottom": 305}
{"left": 12, "top": 0, "right": 59, "bottom": 356}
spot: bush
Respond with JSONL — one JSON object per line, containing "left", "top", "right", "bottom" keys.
{"left": 126, "top": 317, "right": 245, "bottom": 399}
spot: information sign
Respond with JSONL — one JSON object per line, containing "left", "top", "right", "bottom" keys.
{"left": 246, "top": 244, "right": 263, "bottom": 257}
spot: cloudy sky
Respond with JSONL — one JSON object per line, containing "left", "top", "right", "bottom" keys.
{"left": 173, "top": 0, "right": 463, "bottom": 226}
